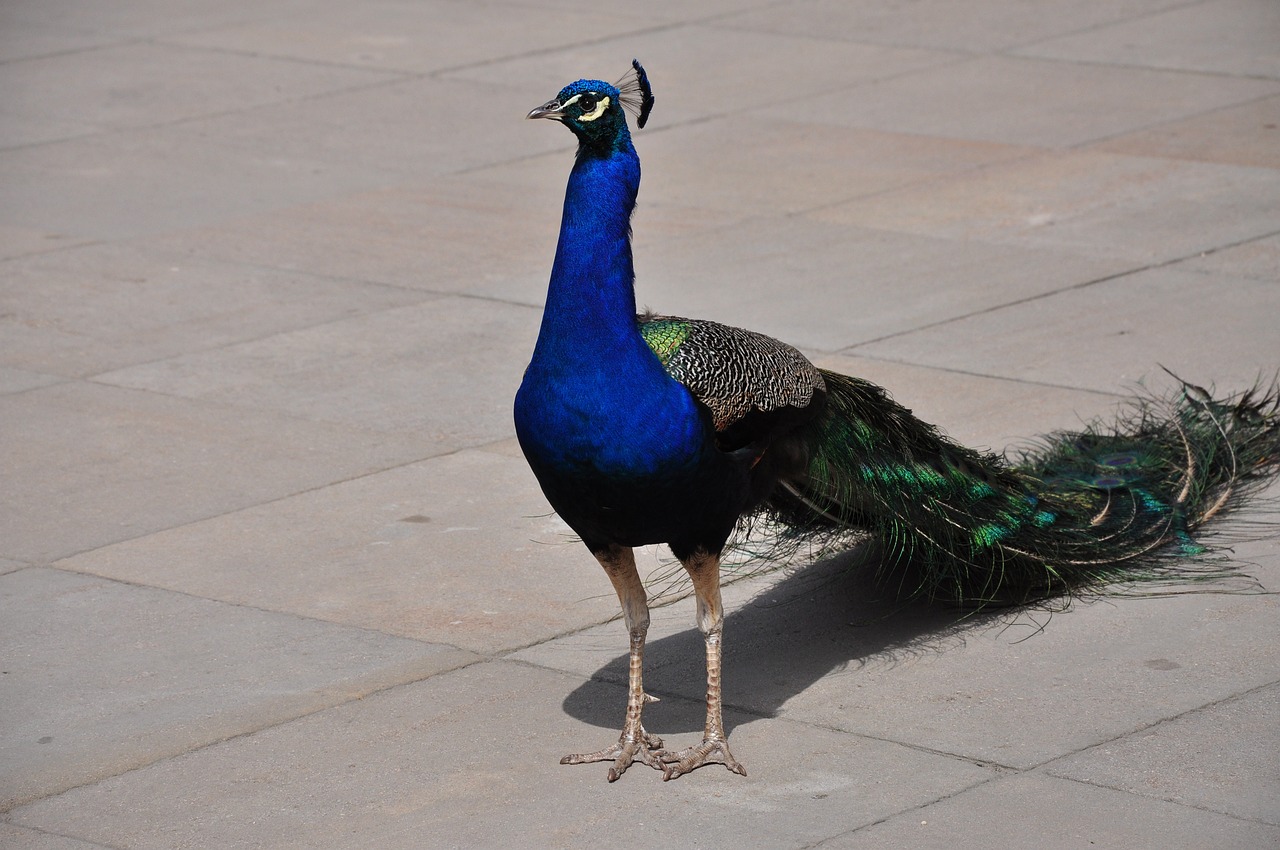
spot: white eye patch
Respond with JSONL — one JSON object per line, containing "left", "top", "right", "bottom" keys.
{"left": 577, "top": 95, "right": 610, "bottom": 123}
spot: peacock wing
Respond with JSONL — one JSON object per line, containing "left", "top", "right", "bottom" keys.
{"left": 638, "top": 313, "right": 826, "bottom": 448}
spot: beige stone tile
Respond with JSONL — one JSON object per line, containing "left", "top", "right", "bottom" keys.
{"left": 794, "top": 54, "right": 1280, "bottom": 148}
{"left": 0, "top": 242, "right": 431, "bottom": 378}
{"left": 8, "top": 661, "right": 994, "bottom": 849}
{"left": 811, "top": 149, "right": 1280, "bottom": 263}
{"left": 94, "top": 296, "right": 538, "bottom": 439}
{"left": 1047, "top": 683, "right": 1280, "bottom": 825}
{"left": 720, "top": 0, "right": 1187, "bottom": 52}
{"left": 1093, "top": 94, "right": 1280, "bottom": 169}
{"left": 54, "top": 449, "right": 620, "bottom": 654}
{"left": 822, "top": 772, "right": 1280, "bottom": 848}
{"left": 1018, "top": 0, "right": 1280, "bottom": 79}
{"left": 0, "top": 568, "right": 475, "bottom": 808}
{"left": 169, "top": 0, "right": 649, "bottom": 74}
{"left": 449, "top": 23, "right": 961, "bottom": 127}
{"left": 852, "top": 266, "right": 1280, "bottom": 394}
{"left": 0, "top": 381, "right": 428, "bottom": 562}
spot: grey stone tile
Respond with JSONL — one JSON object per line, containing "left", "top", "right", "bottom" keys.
{"left": 0, "top": 243, "right": 432, "bottom": 378}
{"left": 140, "top": 173, "right": 573, "bottom": 302}
{"left": 852, "top": 266, "right": 1280, "bottom": 394}
{"left": 811, "top": 149, "right": 1280, "bottom": 264}
{"left": 720, "top": 0, "right": 1187, "bottom": 52}
{"left": 0, "top": 0, "right": 321, "bottom": 42}
{"left": 0, "top": 823, "right": 114, "bottom": 850}
{"left": 630, "top": 215, "right": 1133, "bottom": 351}
{"left": 517, "top": 535, "right": 1280, "bottom": 769}
{"left": 636, "top": 117, "right": 1035, "bottom": 218}
{"left": 54, "top": 448, "right": 621, "bottom": 654}
{"left": 0, "top": 558, "right": 27, "bottom": 576}
{"left": 0, "top": 567, "right": 477, "bottom": 809}
{"left": 8, "top": 661, "right": 994, "bottom": 849}
{"left": 0, "top": 381, "right": 429, "bottom": 562}
{"left": 0, "top": 227, "right": 91, "bottom": 261}
{"left": 448, "top": 23, "right": 960, "bottom": 127}
{"left": 0, "top": 367, "right": 62, "bottom": 395}
{"left": 166, "top": 75, "right": 574, "bottom": 188}
{"left": 816, "top": 772, "right": 1280, "bottom": 849}
{"left": 1093, "top": 94, "right": 1280, "bottom": 170}
{"left": 806, "top": 355, "right": 1126, "bottom": 453}
{"left": 794, "top": 54, "right": 1280, "bottom": 149}
{"left": 1018, "top": 0, "right": 1280, "bottom": 79}
{"left": 0, "top": 16, "right": 121, "bottom": 63}
{"left": 0, "top": 124, "right": 399, "bottom": 241}
{"left": 1046, "top": 683, "right": 1280, "bottom": 825}
{"left": 168, "top": 0, "right": 651, "bottom": 74}
{"left": 94, "top": 296, "right": 538, "bottom": 439}
{"left": 0, "top": 41, "right": 400, "bottom": 132}
{"left": 1178, "top": 232, "right": 1280, "bottom": 283}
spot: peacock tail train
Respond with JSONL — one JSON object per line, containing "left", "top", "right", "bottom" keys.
{"left": 756, "top": 370, "right": 1280, "bottom": 608}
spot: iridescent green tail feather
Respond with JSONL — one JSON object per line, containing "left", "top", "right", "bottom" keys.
{"left": 763, "top": 372, "right": 1280, "bottom": 608}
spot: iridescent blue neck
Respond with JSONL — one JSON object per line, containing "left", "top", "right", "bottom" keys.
{"left": 532, "top": 141, "right": 642, "bottom": 363}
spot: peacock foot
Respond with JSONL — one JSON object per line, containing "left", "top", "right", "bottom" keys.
{"left": 560, "top": 728, "right": 666, "bottom": 782}
{"left": 659, "top": 736, "right": 747, "bottom": 780}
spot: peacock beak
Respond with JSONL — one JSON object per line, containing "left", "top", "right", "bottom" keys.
{"left": 527, "top": 100, "right": 566, "bottom": 121}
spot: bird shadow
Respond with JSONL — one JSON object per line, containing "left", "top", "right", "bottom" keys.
{"left": 560, "top": 543, "right": 1047, "bottom": 736}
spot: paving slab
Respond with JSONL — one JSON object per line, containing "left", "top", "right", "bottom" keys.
{"left": 139, "top": 172, "right": 572, "bottom": 302}
{"left": 1017, "top": 0, "right": 1280, "bottom": 79}
{"left": 0, "top": 0, "right": 302, "bottom": 40}
{"left": 0, "top": 241, "right": 431, "bottom": 378}
{"left": 0, "top": 381, "right": 430, "bottom": 563}
{"left": 447, "top": 23, "right": 961, "bottom": 128}
{"left": 1094, "top": 93, "right": 1280, "bottom": 170}
{"left": 851, "top": 265, "right": 1280, "bottom": 394}
{"left": 790, "top": 54, "right": 1280, "bottom": 149}
{"left": 0, "top": 823, "right": 114, "bottom": 850}
{"left": 810, "top": 147, "right": 1280, "bottom": 263}
{"left": 1045, "top": 682, "right": 1280, "bottom": 825}
{"left": 631, "top": 214, "right": 1134, "bottom": 351}
{"left": 93, "top": 295, "right": 538, "bottom": 440}
{"left": 519, "top": 533, "right": 1280, "bottom": 768}
{"left": 0, "top": 367, "right": 62, "bottom": 395}
{"left": 1178, "top": 231, "right": 1280, "bottom": 282}
{"left": 0, "top": 567, "right": 476, "bottom": 809}
{"left": 7, "top": 661, "right": 995, "bottom": 850}
{"left": 808, "top": 355, "right": 1126, "bottom": 452}
{"left": 0, "top": 40, "right": 400, "bottom": 134}
{"left": 815, "top": 771, "right": 1280, "bottom": 849}
{"left": 720, "top": 0, "right": 1187, "bottom": 52}
{"left": 52, "top": 447, "right": 619, "bottom": 654}
{"left": 167, "top": 0, "right": 651, "bottom": 75}
{"left": 637, "top": 117, "right": 1036, "bottom": 218}
{"left": 0, "top": 123, "right": 400, "bottom": 241}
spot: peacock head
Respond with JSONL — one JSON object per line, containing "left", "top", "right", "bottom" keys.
{"left": 527, "top": 60, "right": 654, "bottom": 153}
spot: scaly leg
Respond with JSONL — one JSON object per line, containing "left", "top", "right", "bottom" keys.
{"left": 660, "top": 549, "right": 747, "bottom": 780}
{"left": 560, "top": 545, "right": 665, "bottom": 781}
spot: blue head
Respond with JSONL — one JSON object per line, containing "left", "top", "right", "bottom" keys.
{"left": 528, "top": 60, "right": 655, "bottom": 155}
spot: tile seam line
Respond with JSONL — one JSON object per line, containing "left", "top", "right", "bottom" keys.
{"left": 1034, "top": 677, "right": 1280, "bottom": 775}
{"left": 37, "top": 433, "right": 519, "bottom": 564}
{"left": 1071, "top": 88, "right": 1280, "bottom": 152}
{"left": 0, "top": 819, "right": 129, "bottom": 850}
{"left": 1043, "top": 769, "right": 1280, "bottom": 830}
{"left": 0, "top": 653, "right": 489, "bottom": 815}
{"left": 808, "top": 354, "right": 1131, "bottom": 402}
{"left": 840, "top": 228, "right": 1280, "bottom": 351}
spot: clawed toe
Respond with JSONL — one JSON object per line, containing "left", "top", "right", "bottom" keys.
{"left": 561, "top": 728, "right": 666, "bottom": 781}
{"left": 659, "top": 737, "right": 746, "bottom": 780}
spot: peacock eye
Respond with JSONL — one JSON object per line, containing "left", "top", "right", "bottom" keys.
{"left": 577, "top": 95, "right": 597, "bottom": 114}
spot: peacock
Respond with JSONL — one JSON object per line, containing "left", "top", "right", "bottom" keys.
{"left": 512, "top": 61, "right": 1280, "bottom": 782}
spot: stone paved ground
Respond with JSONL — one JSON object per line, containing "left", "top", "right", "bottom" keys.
{"left": 2, "top": 1, "right": 1279, "bottom": 847}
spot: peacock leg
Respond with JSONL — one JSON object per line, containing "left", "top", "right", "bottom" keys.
{"left": 660, "top": 549, "right": 747, "bottom": 780}
{"left": 560, "top": 545, "right": 666, "bottom": 781}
